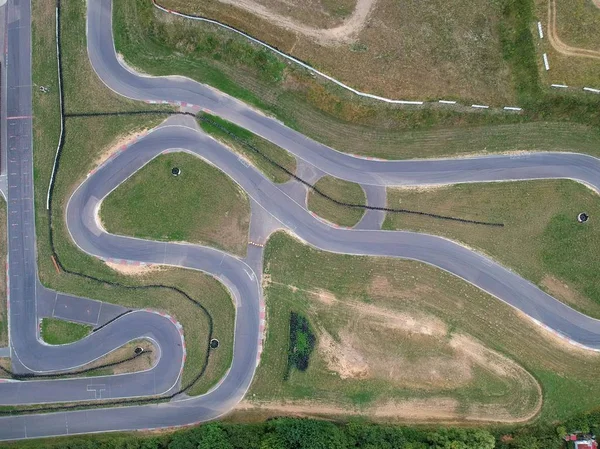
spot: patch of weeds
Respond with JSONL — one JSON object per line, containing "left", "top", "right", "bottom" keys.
{"left": 285, "top": 312, "right": 316, "bottom": 380}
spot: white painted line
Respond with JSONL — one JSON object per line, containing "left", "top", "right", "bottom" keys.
{"left": 471, "top": 104, "right": 489, "bottom": 109}
{"left": 438, "top": 100, "right": 457, "bottom": 104}
{"left": 543, "top": 53, "right": 550, "bottom": 71}
{"left": 551, "top": 84, "right": 568, "bottom": 88}
{"left": 537, "top": 22, "right": 544, "bottom": 39}
{"left": 583, "top": 87, "right": 600, "bottom": 94}
{"left": 503, "top": 106, "right": 522, "bottom": 111}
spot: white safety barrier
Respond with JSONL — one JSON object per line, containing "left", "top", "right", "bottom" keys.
{"left": 551, "top": 84, "right": 568, "bottom": 88}
{"left": 583, "top": 87, "right": 600, "bottom": 94}
{"left": 152, "top": 1, "right": 525, "bottom": 113}
{"left": 537, "top": 22, "right": 544, "bottom": 39}
{"left": 543, "top": 53, "right": 550, "bottom": 71}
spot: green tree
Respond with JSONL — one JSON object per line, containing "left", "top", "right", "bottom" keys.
{"left": 270, "top": 418, "right": 346, "bottom": 449}
{"left": 197, "top": 424, "right": 232, "bottom": 449}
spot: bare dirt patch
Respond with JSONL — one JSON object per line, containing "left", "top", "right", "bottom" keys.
{"left": 105, "top": 261, "right": 165, "bottom": 276}
{"left": 162, "top": 0, "right": 514, "bottom": 103}
{"left": 93, "top": 128, "right": 152, "bottom": 169}
{"left": 214, "top": 0, "right": 376, "bottom": 45}
{"left": 541, "top": 275, "right": 597, "bottom": 312}
{"left": 237, "top": 397, "right": 462, "bottom": 422}
{"left": 318, "top": 329, "right": 369, "bottom": 379}
{"left": 78, "top": 339, "right": 157, "bottom": 375}
{"left": 548, "top": 0, "right": 600, "bottom": 59}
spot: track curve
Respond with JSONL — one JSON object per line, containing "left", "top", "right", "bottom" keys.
{"left": 1, "top": 0, "right": 600, "bottom": 440}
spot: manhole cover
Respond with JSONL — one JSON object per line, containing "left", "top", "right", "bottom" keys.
{"left": 578, "top": 212, "right": 589, "bottom": 223}
{"left": 172, "top": 167, "right": 181, "bottom": 176}
{"left": 210, "top": 339, "right": 220, "bottom": 349}
{"left": 134, "top": 347, "right": 144, "bottom": 355}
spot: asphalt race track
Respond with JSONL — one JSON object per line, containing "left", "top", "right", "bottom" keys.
{"left": 1, "top": 0, "right": 600, "bottom": 440}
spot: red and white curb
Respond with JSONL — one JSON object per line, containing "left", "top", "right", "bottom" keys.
{"left": 143, "top": 309, "right": 187, "bottom": 377}
{"left": 256, "top": 298, "right": 266, "bottom": 367}
{"left": 87, "top": 130, "right": 154, "bottom": 178}
{"left": 528, "top": 317, "right": 600, "bottom": 353}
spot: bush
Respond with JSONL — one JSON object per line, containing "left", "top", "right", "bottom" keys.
{"left": 284, "top": 312, "right": 316, "bottom": 379}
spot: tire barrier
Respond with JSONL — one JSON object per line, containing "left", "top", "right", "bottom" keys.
{"left": 196, "top": 114, "right": 505, "bottom": 228}
{"left": 0, "top": 349, "right": 152, "bottom": 380}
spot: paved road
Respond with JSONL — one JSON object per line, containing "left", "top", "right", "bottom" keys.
{"left": 1, "top": 0, "right": 600, "bottom": 440}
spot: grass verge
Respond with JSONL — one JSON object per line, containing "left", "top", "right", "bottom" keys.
{"left": 0, "top": 199, "right": 6, "bottom": 347}
{"left": 101, "top": 152, "right": 251, "bottom": 257}
{"left": 40, "top": 318, "right": 91, "bottom": 345}
{"left": 198, "top": 113, "right": 296, "bottom": 183}
{"left": 31, "top": 0, "right": 234, "bottom": 396}
{"left": 114, "top": 0, "right": 600, "bottom": 162}
{"left": 383, "top": 180, "right": 600, "bottom": 317}
{"left": 307, "top": 176, "right": 365, "bottom": 227}
{"left": 251, "top": 232, "right": 600, "bottom": 423}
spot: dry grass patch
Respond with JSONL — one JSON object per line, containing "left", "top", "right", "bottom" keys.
{"left": 535, "top": 0, "right": 600, "bottom": 88}
{"left": 161, "top": 0, "right": 513, "bottom": 104}
{"left": 249, "top": 233, "right": 543, "bottom": 423}
{"left": 253, "top": 232, "right": 600, "bottom": 423}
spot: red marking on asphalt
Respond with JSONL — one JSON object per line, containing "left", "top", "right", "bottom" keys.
{"left": 260, "top": 311, "right": 265, "bottom": 319}
{"left": 170, "top": 317, "right": 177, "bottom": 325}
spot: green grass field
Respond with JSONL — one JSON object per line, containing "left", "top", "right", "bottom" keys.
{"left": 307, "top": 176, "right": 366, "bottom": 227}
{"left": 31, "top": 0, "right": 234, "bottom": 396}
{"left": 384, "top": 180, "right": 600, "bottom": 317}
{"left": 40, "top": 318, "right": 92, "bottom": 345}
{"left": 251, "top": 232, "right": 600, "bottom": 423}
{"left": 101, "top": 152, "right": 251, "bottom": 256}
{"left": 198, "top": 113, "right": 296, "bottom": 184}
{"left": 113, "top": 0, "right": 600, "bottom": 162}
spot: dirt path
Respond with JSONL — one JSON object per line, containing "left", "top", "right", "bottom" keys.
{"left": 214, "top": 0, "right": 376, "bottom": 45}
{"left": 548, "top": 0, "right": 600, "bottom": 59}
{"left": 594, "top": 0, "right": 600, "bottom": 9}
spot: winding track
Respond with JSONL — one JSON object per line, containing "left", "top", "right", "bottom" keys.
{"left": 1, "top": 0, "right": 600, "bottom": 440}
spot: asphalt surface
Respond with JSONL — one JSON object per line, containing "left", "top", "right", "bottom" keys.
{"left": 1, "top": 0, "right": 600, "bottom": 440}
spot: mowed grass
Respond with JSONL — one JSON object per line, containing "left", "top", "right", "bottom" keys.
{"left": 161, "top": 0, "right": 514, "bottom": 104}
{"left": 114, "top": 0, "right": 600, "bottom": 160}
{"left": 31, "top": 0, "right": 234, "bottom": 396}
{"left": 307, "top": 176, "right": 366, "bottom": 227}
{"left": 198, "top": 113, "right": 296, "bottom": 184}
{"left": 101, "top": 152, "right": 250, "bottom": 256}
{"left": 40, "top": 318, "right": 92, "bottom": 345}
{"left": 383, "top": 180, "right": 600, "bottom": 317}
{"left": 0, "top": 200, "right": 6, "bottom": 347}
{"left": 252, "top": 232, "right": 600, "bottom": 422}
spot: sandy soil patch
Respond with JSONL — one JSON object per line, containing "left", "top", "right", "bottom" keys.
{"left": 214, "top": 0, "right": 376, "bottom": 45}
{"left": 105, "top": 261, "right": 164, "bottom": 276}
{"left": 318, "top": 329, "right": 369, "bottom": 379}
{"left": 548, "top": 0, "right": 600, "bottom": 59}
{"left": 93, "top": 128, "right": 151, "bottom": 169}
